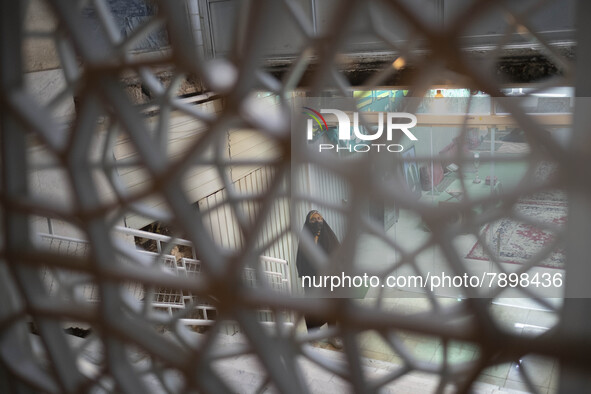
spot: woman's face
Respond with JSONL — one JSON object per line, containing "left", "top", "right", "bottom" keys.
{"left": 309, "top": 212, "right": 324, "bottom": 233}
{"left": 309, "top": 212, "right": 323, "bottom": 224}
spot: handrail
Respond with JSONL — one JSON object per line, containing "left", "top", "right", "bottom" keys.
{"left": 39, "top": 229, "right": 288, "bottom": 265}
{"left": 36, "top": 229, "right": 292, "bottom": 327}
{"left": 259, "top": 255, "right": 289, "bottom": 265}
{"left": 114, "top": 226, "right": 195, "bottom": 247}
{"left": 38, "top": 232, "right": 89, "bottom": 243}
{"left": 37, "top": 231, "right": 290, "bottom": 290}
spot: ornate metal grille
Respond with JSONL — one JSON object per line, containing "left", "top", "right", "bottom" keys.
{"left": 1, "top": 0, "right": 590, "bottom": 393}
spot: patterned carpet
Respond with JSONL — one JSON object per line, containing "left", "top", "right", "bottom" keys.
{"left": 466, "top": 201, "right": 567, "bottom": 269}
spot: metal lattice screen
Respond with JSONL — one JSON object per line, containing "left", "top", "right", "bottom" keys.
{"left": 1, "top": 0, "right": 591, "bottom": 393}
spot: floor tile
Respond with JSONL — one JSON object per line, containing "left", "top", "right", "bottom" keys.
{"left": 525, "top": 310, "right": 558, "bottom": 330}
{"left": 503, "top": 377, "right": 548, "bottom": 394}
{"left": 359, "top": 349, "right": 394, "bottom": 363}
{"left": 475, "top": 374, "right": 506, "bottom": 388}
{"left": 431, "top": 344, "right": 477, "bottom": 365}
{"left": 507, "top": 356, "right": 556, "bottom": 387}
{"left": 482, "top": 362, "right": 511, "bottom": 379}
{"left": 411, "top": 340, "right": 440, "bottom": 363}
{"left": 549, "top": 364, "right": 560, "bottom": 391}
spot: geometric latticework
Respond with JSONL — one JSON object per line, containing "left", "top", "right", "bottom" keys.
{"left": 1, "top": 0, "right": 591, "bottom": 393}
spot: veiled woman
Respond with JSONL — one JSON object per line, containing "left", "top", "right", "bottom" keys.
{"left": 295, "top": 210, "right": 342, "bottom": 348}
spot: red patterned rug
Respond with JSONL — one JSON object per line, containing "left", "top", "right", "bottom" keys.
{"left": 466, "top": 201, "right": 567, "bottom": 269}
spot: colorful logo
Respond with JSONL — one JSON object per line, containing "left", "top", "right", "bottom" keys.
{"left": 302, "top": 107, "right": 328, "bottom": 139}
{"left": 301, "top": 107, "right": 418, "bottom": 153}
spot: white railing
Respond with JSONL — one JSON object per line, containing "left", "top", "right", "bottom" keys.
{"left": 37, "top": 229, "right": 291, "bottom": 326}
{"left": 114, "top": 225, "right": 197, "bottom": 257}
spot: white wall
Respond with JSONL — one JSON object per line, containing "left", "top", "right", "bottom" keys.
{"left": 198, "top": 166, "right": 291, "bottom": 259}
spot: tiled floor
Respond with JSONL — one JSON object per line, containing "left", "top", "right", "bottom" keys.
{"left": 298, "top": 293, "right": 559, "bottom": 392}
{"left": 333, "top": 207, "right": 562, "bottom": 393}
{"left": 348, "top": 297, "right": 560, "bottom": 393}
{"left": 214, "top": 330, "right": 536, "bottom": 393}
